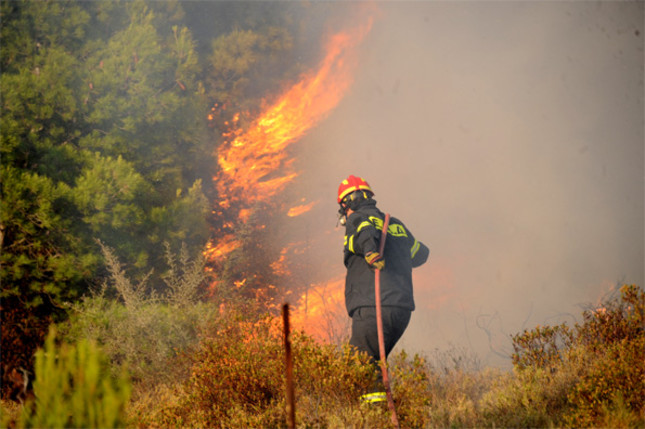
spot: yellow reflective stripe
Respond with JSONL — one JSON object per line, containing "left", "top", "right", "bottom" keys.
{"left": 388, "top": 224, "right": 408, "bottom": 237}
{"left": 338, "top": 187, "right": 353, "bottom": 202}
{"left": 369, "top": 216, "right": 384, "bottom": 231}
{"left": 411, "top": 240, "right": 420, "bottom": 258}
{"left": 360, "top": 392, "right": 387, "bottom": 403}
{"left": 356, "top": 220, "right": 372, "bottom": 233}
{"left": 344, "top": 235, "right": 357, "bottom": 253}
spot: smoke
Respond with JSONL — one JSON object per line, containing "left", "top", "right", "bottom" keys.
{"left": 286, "top": 1, "right": 643, "bottom": 368}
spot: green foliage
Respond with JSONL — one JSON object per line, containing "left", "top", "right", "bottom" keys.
{"left": 0, "top": 166, "right": 93, "bottom": 305}
{"left": 61, "top": 242, "right": 215, "bottom": 387}
{"left": 73, "top": 154, "right": 148, "bottom": 231}
{"left": 17, "top": 329, "right": 131, "bottom": 429}
{"left": 1, "top": 0, "right": 212, "bottom": 397}
{"left": 207, "top": 26, "right": 293, "bottom": 113}
{"left": 2, "top": 0, "right": 211, "bottom": 279}
{"left": 74, "top": 0, "right": 211, "bottom": 278}
{"left": 0, "top": 1, "right": 87, "bottom": 182}
{"left": 0, "top": 165, "right": 95, "bottom": 387}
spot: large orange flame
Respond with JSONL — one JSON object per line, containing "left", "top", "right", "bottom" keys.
{"left": 214, "top": 18, "right": 373, "bottom": 215}
{"left": 206, "top": 12, "right": 375, "bottom": 337}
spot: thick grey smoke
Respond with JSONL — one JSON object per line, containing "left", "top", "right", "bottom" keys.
{"left": 287, "top": 1, "right": 643, "bottom": 368}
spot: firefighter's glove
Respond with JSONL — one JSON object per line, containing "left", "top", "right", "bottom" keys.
{"left": 365, "top": 252, "right": 385, "bottom": 271}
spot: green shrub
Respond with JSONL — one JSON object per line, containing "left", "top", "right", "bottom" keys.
{"left": 61, "top": 242, "right": 215, "bottom": 387}
{"left": 17, "top": 329, "right": 131, "bottom": 428}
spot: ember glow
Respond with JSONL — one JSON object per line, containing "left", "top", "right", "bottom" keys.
{"left": 290, "top": 277, "right": 348, "bottom": 343}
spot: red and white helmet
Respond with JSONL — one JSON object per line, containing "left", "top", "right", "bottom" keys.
{"left": 337, "top": 175, "right": 374, "bottom": 204}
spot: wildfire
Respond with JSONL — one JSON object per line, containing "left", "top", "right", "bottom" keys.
{"left": 204, "top": 10, "right": 375, "bottom": 338}
{"left": 203, "top": 234, "right": 241, "bottom": 262}
{"left": 287, "top": 200, "right": 318, "bottom": 217}
{"left": 213, "top": 18, "right": 373, "bottom": 216}
{"left": 290, "top": 277, "right": 348, "bottom": 343}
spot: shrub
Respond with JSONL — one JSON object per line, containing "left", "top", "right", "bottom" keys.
{"left": 388, "top": 351, "right": 434, "bottom": 427}
{"left": 150, "top": 309, "right": 379, "bottom": 428}
{"left": 424, "top": 361, "right": 501, "bottom": 428}
{"left": 564, "top": 285, "right": 645, "bottom": 426}
{"left": 501, "top": 284, "right": 645, "bottom": 427}
{"left": 480, "top": 362, "right": 580, "bottom": 427}
{"left": 565, "top": 337, "right": 645, "bottom": 427}
{"left": 576, "top": 284, "right": 644, "bottom": 352}
{"left": 16, "top": 328, "right": 131, "bottom": 428}
{"left": 61, "top": 242, "right": 216, "bottom": 388}
{"left": 511, "top": 323, "right": 574, "bottom": 371}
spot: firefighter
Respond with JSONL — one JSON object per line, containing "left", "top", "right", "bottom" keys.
{"left": 337, "top": 175, "right": 430, "bottom": 404}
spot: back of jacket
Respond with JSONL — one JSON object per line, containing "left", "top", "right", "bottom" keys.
{"left": 343, "top": 199, "right": 429, "bottom": 317}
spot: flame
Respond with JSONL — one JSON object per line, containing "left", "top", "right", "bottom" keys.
{"left": 203, "top": 234, "right": 241, "bottom": 261}
{"left": 270, "top": 247, "right": 292, "bottom": 277}
{"left": 287, "top": 200, "right": 318, "bottom": 217}
{"left": 214, "top": 18, "right": 373, "bottom": 216}
{"left": 204, "top": 11, "right": 375, "bottom": 321}
{"left": 291, "top": 277, "right": 348, "bottom": 343}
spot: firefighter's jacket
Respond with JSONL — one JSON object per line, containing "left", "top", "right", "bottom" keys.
{"left": 343, "top": 199, "right": 429, "bottom": 317}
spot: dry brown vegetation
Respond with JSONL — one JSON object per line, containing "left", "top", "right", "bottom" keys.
{"left": 2, "top": 247, "right": 643, "bottom": 429}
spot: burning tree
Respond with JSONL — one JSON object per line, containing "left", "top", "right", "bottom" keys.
{"left": 204, "top": 14, "right": 375, "bottom": 321}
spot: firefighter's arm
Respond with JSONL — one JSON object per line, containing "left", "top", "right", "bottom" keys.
{"left": 409, "top": 230, "right": 429, "bottom": 267}
{"left": 355, "top": 215, "right": 386, "bottom": 269}
{"left": 345, "top": 212, "right": 379, "bottom": 256}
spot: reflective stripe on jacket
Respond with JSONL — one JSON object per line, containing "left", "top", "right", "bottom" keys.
{"left": 343, "top": 199, "right": 429, "bottom": 316}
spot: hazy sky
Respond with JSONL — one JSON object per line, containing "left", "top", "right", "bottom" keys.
{"left": 284, "top": 1, "right": 643, "bottom": 368}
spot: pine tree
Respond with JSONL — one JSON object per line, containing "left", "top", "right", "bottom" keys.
{"left": 1, "top": 0, "right": 212, "bottom": 398}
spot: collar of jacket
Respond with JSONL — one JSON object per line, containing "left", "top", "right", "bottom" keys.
{"left": 351, "top": 198, "right": 378, "bottom": 212}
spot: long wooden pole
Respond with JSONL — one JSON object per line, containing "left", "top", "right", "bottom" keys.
{"left": 375, "top": 213, "right": 400, "bottom": 429}
{"left": 282, "top": 303, "right": 296, "bottom": 429}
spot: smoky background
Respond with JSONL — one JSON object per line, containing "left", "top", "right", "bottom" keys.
{"left": 283, "top": 1, "right": 643, "bottom": 368}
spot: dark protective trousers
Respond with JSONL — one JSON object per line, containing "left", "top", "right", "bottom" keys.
{"left": 349, "top": 306, "right": 411, "bottom": 365}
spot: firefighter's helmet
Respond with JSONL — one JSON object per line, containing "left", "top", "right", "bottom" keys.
{"left": 337, "top": 175, "right": 374, "bottom": 204}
